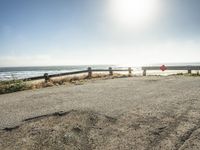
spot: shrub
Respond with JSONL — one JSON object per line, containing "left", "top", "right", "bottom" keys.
{"left": 0, "top": 80, "right": 28, "bottom": 94}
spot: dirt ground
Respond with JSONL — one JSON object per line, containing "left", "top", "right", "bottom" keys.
{"left": 0, "top": 76, "right": 200, "bottom": 150}
{"left": 1, "top": 108, "right": 200, "bottom": 150}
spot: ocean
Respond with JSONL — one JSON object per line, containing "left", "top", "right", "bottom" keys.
{"left": 0, "top": 63, "right": 199, "bottom": 81}
{"left": 0, "top": 65, "right": 128, "bottom": 81}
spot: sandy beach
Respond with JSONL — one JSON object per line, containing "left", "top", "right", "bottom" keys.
{"left": 0, "top": 76, "right": 200, "bottom": 150}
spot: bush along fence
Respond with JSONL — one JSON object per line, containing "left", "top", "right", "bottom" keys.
{"left": 23, "top": 67, "right": 133, "bottom": 83}
{"left": 142, "top": 65, "right": 200, "bottom": 76}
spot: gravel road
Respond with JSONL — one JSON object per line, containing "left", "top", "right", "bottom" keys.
{"left": 0, "top": 76, "right": 200, "bottom": 149}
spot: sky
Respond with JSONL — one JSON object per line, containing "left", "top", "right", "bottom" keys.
{"left": 0, "top": 0, "right": 200, "bottom": 67}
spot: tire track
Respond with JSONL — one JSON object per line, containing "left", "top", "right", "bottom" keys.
{"left": 145, "top": 99, "right": 200, "bottom": 150}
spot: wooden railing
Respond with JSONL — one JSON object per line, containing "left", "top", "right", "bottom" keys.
{"left": 23, "top": 67, "right": 133, "bottom": 82}
{"left": 142, "top": 66, "right": 200, "bottom": 76}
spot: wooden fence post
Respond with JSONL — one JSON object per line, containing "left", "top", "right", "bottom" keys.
{"left": 143, "top": 69, "right": 146, "bottom": 76}
{"left": 128, "top": 67, "right": 132, "bottom": 75}
{"left": 109, "top": 67, "right": 113, "bottom": 76}
{"left": 44, "top": 73, "right": 49, "bottom": 83}
{"left": 88, "top": 67, "right": 92, "bottom": 78}
{"left": 188, "top": 69, "right": 192, "bottom": 74}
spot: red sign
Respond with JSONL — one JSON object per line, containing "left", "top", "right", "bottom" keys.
{"left": 160, "top": 65, "right": 167, "bottom": 71}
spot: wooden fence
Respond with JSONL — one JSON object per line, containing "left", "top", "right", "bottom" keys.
{"left": 23, "top": 67, "right": 133, "bottom": 82}
{"left": 142, "top": 66, "right": 200, "bottom": 76}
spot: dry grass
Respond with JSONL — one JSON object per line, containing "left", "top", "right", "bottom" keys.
{"left": 174, "top": 72, "right": 200, "bottom": 77}
{"left": 0, "top": 73, "right": 132, "bottom": 94}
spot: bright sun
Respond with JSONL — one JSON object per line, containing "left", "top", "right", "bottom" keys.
{"left": 109, "top": 0, "right": 160, "bottom": 29}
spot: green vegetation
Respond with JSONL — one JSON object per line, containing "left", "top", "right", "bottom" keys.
{"left": 176, "top": 73, "right": 184, "bottom": 76}
{"left": 0, "top": 73, "right": 131, "bottom": 95}
{"left": 190, "top": 73, "right": 200, "bottom": 76}
{"left": 175, "top": 72, "right": 200, "bottom": 76}
{"left": 0, "top": 79, "right": 28, "bottom": 94}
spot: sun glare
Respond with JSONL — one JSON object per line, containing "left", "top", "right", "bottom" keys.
{"left": 109, "top": 0, "right": 160, "bottom": 29}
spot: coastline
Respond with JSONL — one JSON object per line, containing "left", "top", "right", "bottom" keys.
{"left": 0, "top": 73, "right": 132, "bottom": 94}
{"left": 1, "top": 71, "right": 200, "bottom": 95}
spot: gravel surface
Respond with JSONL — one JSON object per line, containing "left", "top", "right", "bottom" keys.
{"left": 0, "top": 76, "right": 200, "bottom": 149}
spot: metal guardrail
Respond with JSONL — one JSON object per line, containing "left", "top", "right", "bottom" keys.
{"left": 142, "top": 66, "right": 200, "bottom": 76}
{"left": 23, "top": 67, "right": 133, "bottom": 82}
{"left": 10, "top": 65, "right": 200, "bottom": 81}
